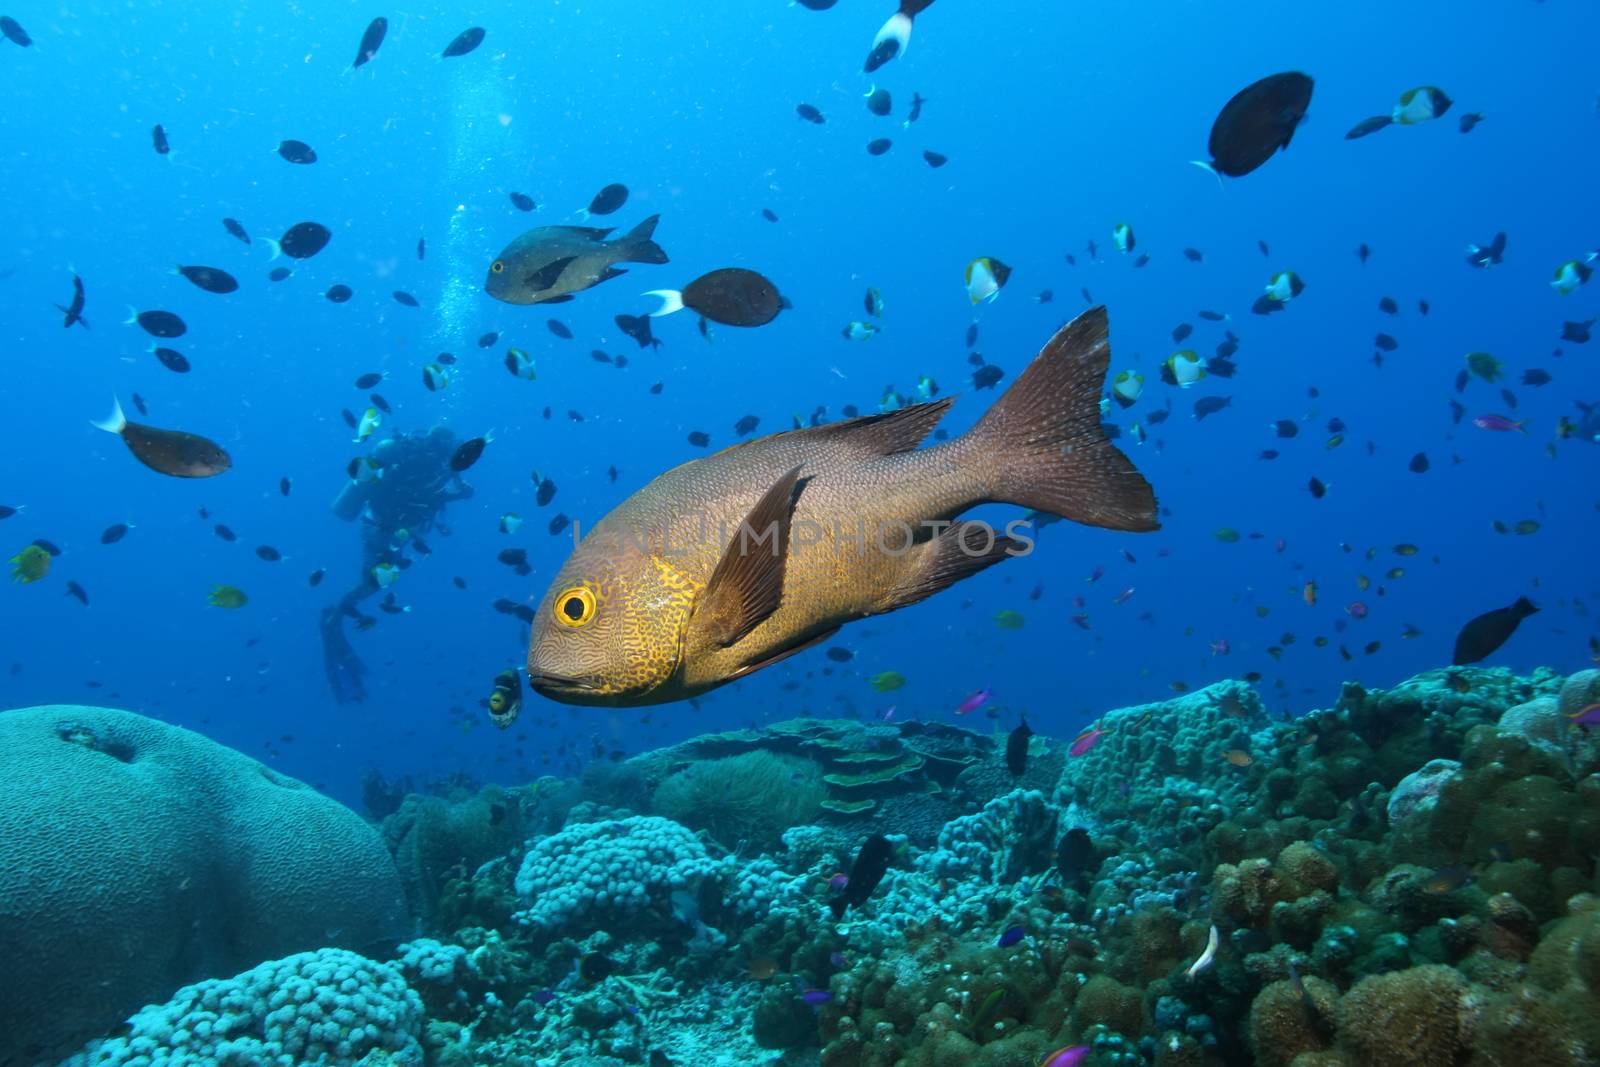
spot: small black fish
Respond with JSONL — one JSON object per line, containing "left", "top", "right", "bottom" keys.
{"left": 1183, "top": 248, "right": 1204, "bottom": 262}
{"left": 131, "top": 394, "right": 147, "bottom": 416}
{"left": 1203, "top": 72, "right": 1313, "bottom": 178}
{"left": 1036, "top": 290, "right": 1053, "bottom": 303}
{"left": 866, "top": 138, "right": 892, "bottom": 156}
{"left": 478, "top": 332, "right": 500, "bottom": 348}
{"left": 452, "top": 576, "right": 467, "bottom": 589}
{"left": 923, "top": 150, "right": 948, "bottom": 168}
{"left": 1308, "top": 477, "right": 1327, "bottom": 499}
{"left": 57, "top": 273, "right": 89, "bottom": 329}
{"left": 548, "top": 513, "right": 570, "bottom": 536}
{"left": 829, "top": 833, "right": 892, "bottom": 919}
{"left": 796, "top": 103, "right": 825, "bottom": 124}
{"left": 442, "top": 26, "right": 486, "bottom": 58}
{"left": 650, "top": 381, "right": 663, "bottom": 395}
{"left": 309, "top": 569, "right": 325, "bottom": 587}
{"left": 586, "top": 183, "right": 629, "bottom": 217}
{"left": 1522, "top": 369, "right": 1551, "bottom": 386}
{"left": 1273, "top": 419, "right": 1299, "bottom": 438}
{"left": 1198, "top": 310, "right": 1226, "bottom": 322}
{"left": 1056, "top": 828, "right": 1094, "bottom": 889}
{"left": 437, "top": 352, "right": 457, "bottom": 365}
{"left": 607, "top": 465, "right": 618, "bottom": 483}
{"left": 351, "top": 16, "right": 387, "bottom": 69}
{"left": 614, "top": 313, "right": 660, "bottom": 351}
{"left": 1, "top": 15, "right": 33, "bottom": 47}
{"left": 687, "top": 430, "right": 710, "bottom": 448}
{"left": 825, "top": 646, "right": 854, "bottom": 663}
{"left": 31, "top": 539, "right": 61, "bottom": 556}
{"left": 972, "top": 364, "right": 1004, "bottom": 389}
{"left": 223, "top": 217, "right": 251, "bottom": 245}
{"left": 1459, "top": 112, "right": 1484, "bottom": 134}
{"left": 1257, "top": 239, "right": 1270, "bottom": 257}
{"left": 1172, "top": 323, "right": 1193, "bottom": 344}
{"left": 734, "top": 414, "right": 759, "bottom": 436}
{"left": 325, "top": 284, "right": 354, "bottom": 303}
{"left": 128, "top": 309, "right": 186, "bottom": 338}
{"left": 370, "top": 394, "right": 391, "bottom": 414}
{"left": 1453, "top": 596, "right": 1538, "bottom": 665}
{"left": 65, "top": 580, "right": 88, "bottom": 605}
{"left": 1466, "top": 231, "right": 1506, "bottom": 269}
{"left": 1193, "top": 395, "right": 1232, "bottom": 421}
{"left": 279, "top": 477, "right": 291, "bottom": 497}
{"left": 1561, "top": 320, "right": 1593, "bottom": 344}
{"left": 270, "top": 222, "right": 331, "bottom": 260}
{"left": 393, "top": 290, "right": 419, "bottom": 308}
{"left": 451, "top": 436, "right": 489, "bottom": 471}
{"left": 255, "top": 545, "right": 282, "bottom": 562}
{"left": 214, "top": 524, "right": 237, "bottom": 542}
{"left": 177, "top": 264, "right": 239, "bottom": 294}
{"left": 341, "top": 409, "right": 358, "bottom": 430}
{"left": 761, "top": 208, "right": 778, "bottom": 222}
{"left": 1345, "top": 114, "right": 1393, "bottom": 140}
{"left": 1409, "top": 452, "right": 1429, "bottom": 474}
{"left": 277, "top": 139, "right": 317, "bottom": 165}
{"left": 903, "top": 91, "right": 925, "bottom": 126}
{"left": 152, "top": 124, "right": 170, "bottom": 155}
{"left": 865, "top": 86, "right": 891, "bottom": 116}
{"left": 590, "top": 349, "right": 612, "bottom": 364}
{"left": 536, "top": 479, "right": 557, "bottom": 508}
{"left": 417, "top": 237, "right": 425, "bottom": 260}
{"left": 1357, "top": 243, "right": 1370, "bottom": 264}
{"left": 1374, "top": 333, "right": 1398, "bottom": 352}
{"left": 1207, "top": 357, "right": 1237, "bottom": 378}
{"left": 152, "top": 347, "right": 190, "bottom": 374}
{"left": 100, "top": 523, "right": 130, "bottom": 545}
{"left": 1378, "top": 296, "right": 1399, "bottom": 315}
{"left": 1005, "top": 714, "right": 1033, "bottom": 776}
{"left": 267, "top": 267, "right": 291, "bottom": 282}
{"left": 548, "top": 319, "right": 574, "bottom": 339}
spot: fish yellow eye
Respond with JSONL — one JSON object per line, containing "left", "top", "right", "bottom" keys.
{"left": 491, "top": 260, "right": 505, "bottom": 274}
{"left": 554, "top": 586, "right": 596, "bottom": 627}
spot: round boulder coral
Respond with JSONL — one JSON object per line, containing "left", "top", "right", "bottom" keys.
{"left": 1335, "top": 964, "right": 1471, "bottom": 1066}
{"left": 1386, "top": 759, "right": 1461, "bottom": 828}
{"left": 1246, "top": 976, "right": 1340, "bottom": 1067}
{"left": 0, "top": 705, "right": 409, "bottom": 1066}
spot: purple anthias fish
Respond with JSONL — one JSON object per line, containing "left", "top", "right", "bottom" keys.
{"left": 1041, "top": 1046, "right": 1090, "bottom": 1067}
{"left": 1567, "top": 702, "right": 1600, "bottom": 727}
{"left": 801, "top": 989, "right": 833, "bottom": 1006}
{"left": 1473, "top": 413, "right": 1525, "bottom": 433}
{"left": 997, "top": 925, "right": 1026, "bottom": 947}
{"left": 953, "top": 687, "right": 992, "bottom": 715}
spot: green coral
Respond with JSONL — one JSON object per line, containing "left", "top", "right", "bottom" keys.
{"left": 652, "top": 750, "right": 825, "bottom": 850}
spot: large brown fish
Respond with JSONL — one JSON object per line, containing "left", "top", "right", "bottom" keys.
{"left": 485, "top": 215, "right": 668, "bottom": 305}
{"left": 527, "top": 306, "right": 1156, "bottom": 705}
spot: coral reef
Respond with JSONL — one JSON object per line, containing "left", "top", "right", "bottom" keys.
{"left": 0, "top": 705, "right": 408, "bottom": 1066}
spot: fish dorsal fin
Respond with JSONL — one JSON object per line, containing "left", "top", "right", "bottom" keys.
{"left": 782, "top": 398, "right": 955, "bottom": 457}
{"left": 524, "top": 255, "right": 577, "bottom": 292}
{"left": 541, "top": 225, "right": 615, "bottom": 242}
{"left": 691, "top": 466, "right": 802, "bottom": 648}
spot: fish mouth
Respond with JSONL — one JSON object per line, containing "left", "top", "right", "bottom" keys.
{"left": 527, "top": 671, "right": 601, "bottom": 697}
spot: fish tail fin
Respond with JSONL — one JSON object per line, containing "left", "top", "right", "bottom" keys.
{"left": 872, "top": 11, "right": 912, "bottom": 53}
{"left": 122, "top": 305, "right": 138, "bottom": 326}
{"left": 962, "top": 306, "right": 1159, "bottom": 532}
{"left": 623, "top": 214, "right": 668, "bottom": 264}
{"left": 91, "top": 396, "right": 127, "bottom": 435}
{"left": 1513, "top": 596, "right": 1539, "bottom": 619}
{"left": 1188, "top": 159, "right": 1225, "bottom": 191}
{"left": 265, "top": 239, "right": 282, "bottom": 261}
{"left": 828, "top": 897, "right": 848, "bottom": 921}
{"left": 642, "top": 289, "right": 684, "bottom": 317}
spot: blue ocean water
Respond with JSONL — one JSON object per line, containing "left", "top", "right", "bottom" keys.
{"left": 1, "top": 0, "right": 1597, "bottom": 813}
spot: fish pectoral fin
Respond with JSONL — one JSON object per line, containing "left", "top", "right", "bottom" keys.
{"left": 730, "top": 626, "right": 841, "bottom": 680}
{"left": 690, "top": 466, "right": 803, "bottom": 648}
{"left": 524, "top": 255, "right": 577, "bottom": 292}
{"left": 597, "top": 266, "right": 628, "bottom": 283}
{"left": 873, "top": 521, "right": 1019, "bottom": 614}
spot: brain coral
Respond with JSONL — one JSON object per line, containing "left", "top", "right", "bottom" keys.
{"left": 0, "top": 705, "right": 410, "bottom": 1066}
{"left": 60, "top": 948, "right": 424, "bottom": 1067}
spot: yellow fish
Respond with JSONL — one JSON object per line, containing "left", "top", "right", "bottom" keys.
{"left": 208, "top": 584, "right": 248, "bottom": 608}
{"left": 8, "top": 544, "right": 50, "bottom": 584}
{"left": 524, "top": 313, "right": 1156, "bottom": 706}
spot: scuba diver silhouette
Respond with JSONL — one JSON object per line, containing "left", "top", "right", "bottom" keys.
{"left": 321, "top": 426, "right": 473, "bottom": 702}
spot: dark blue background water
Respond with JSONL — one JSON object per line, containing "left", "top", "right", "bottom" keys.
{"left": 2, "top": 1, "right": 1597, "bottom": 806}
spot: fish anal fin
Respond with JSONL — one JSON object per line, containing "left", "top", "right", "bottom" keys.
{"left": 692, "top": 466, "right": 802, "bottom": 647}
{"left": 597, "top": 266, "right": 628, "bottom": 283}
{"left": 874, "top": 521, "right": 1019, "bottom": 615}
